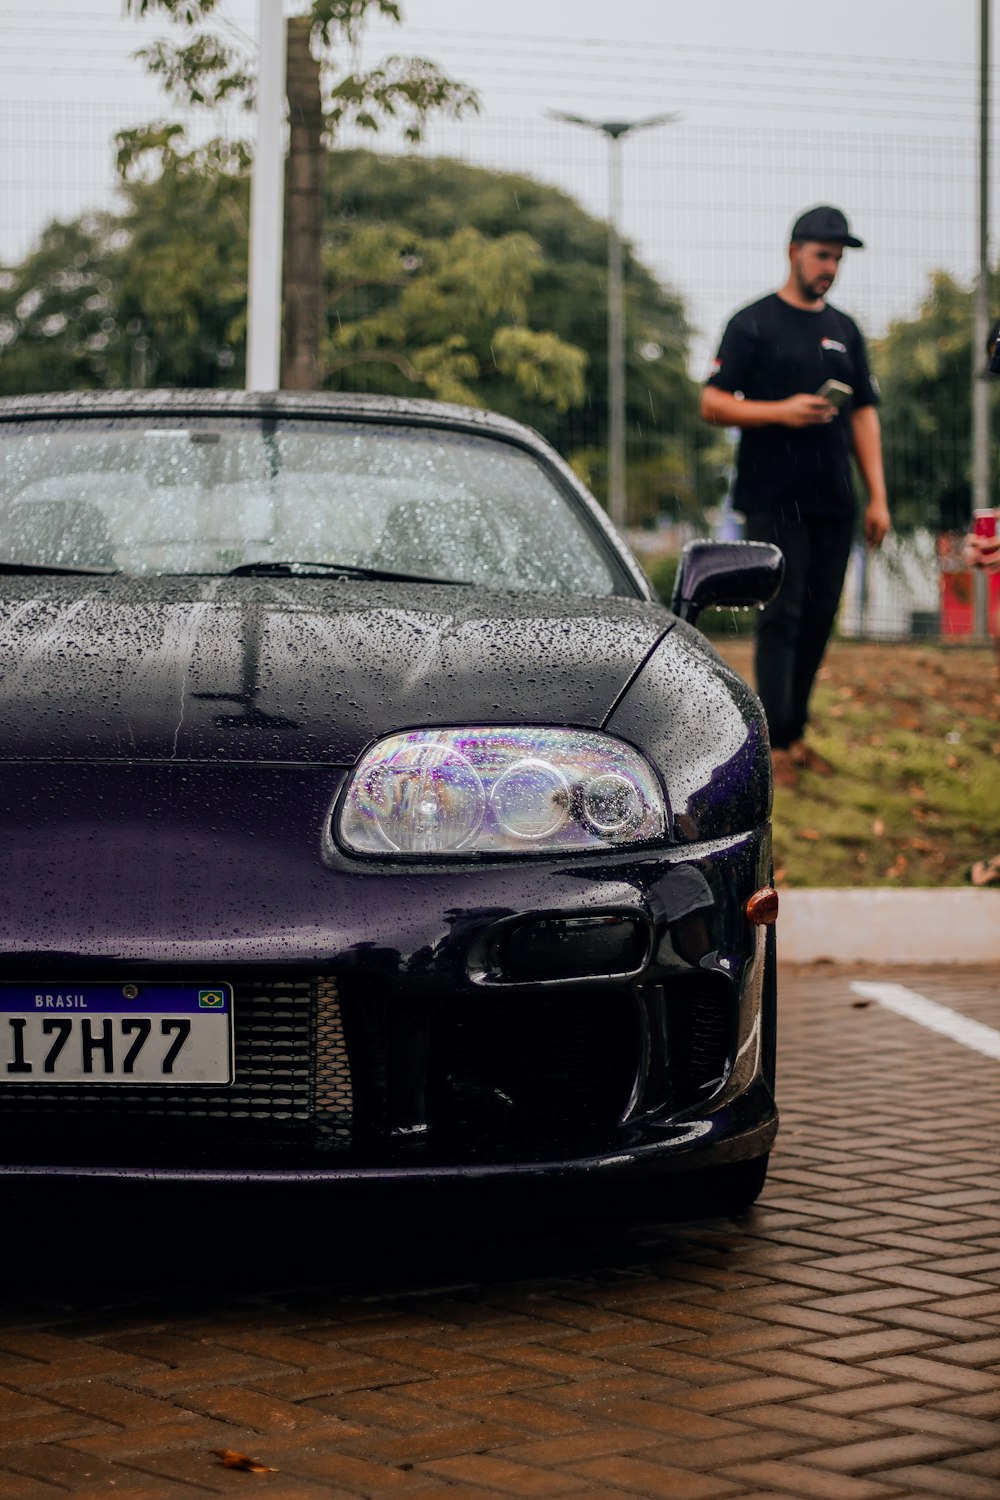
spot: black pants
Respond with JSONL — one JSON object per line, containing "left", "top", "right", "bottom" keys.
{"left": 744, "top": 511, "right": 854, "bottom": 750}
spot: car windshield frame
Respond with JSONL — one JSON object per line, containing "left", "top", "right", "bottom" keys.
{"left": 0, "top": 411, "right": 643, "bottom": 599}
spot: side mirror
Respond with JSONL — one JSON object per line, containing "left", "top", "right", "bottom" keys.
{"left": 669, "top": 540, "right": 784, "bottom": 626}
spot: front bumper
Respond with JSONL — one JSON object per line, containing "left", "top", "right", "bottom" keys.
{"left": 0, "top": 764, "right": 777, "bottom": 1183}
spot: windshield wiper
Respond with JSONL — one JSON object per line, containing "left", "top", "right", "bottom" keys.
{"left": 0, "top": 561, "right": 119, "bottom": 576}
{"left": 225, "top": 560, "right": 471, "bottom": 586}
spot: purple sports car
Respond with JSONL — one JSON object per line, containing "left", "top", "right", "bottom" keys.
{"left": 0, "top": 390, "right": 782, "bottom": 1214}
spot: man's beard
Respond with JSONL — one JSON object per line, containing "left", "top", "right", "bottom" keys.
{"left": 796, "top": 266, "right": 832, "bottom": 301}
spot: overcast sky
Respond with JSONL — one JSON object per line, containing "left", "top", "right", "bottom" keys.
{"left": 2, "top": 1, "right": 995, "bottom": 371}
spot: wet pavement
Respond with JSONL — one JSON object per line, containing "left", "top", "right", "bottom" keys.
{"left": 1, "top": 963, "right": 998, "bottom": 1499}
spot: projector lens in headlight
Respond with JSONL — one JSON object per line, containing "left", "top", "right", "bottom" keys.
{"left": 337, "top": 727, "right": 665, "bottom": 857}
{"left": 491, "top": 759, "right": 569, "bottom": 840}
{"left": 582, "top": 773, "right": 643, "bottom": 834}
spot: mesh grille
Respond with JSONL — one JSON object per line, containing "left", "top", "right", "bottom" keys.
{"left": 666, "top": 978, "right": 734, "bottom": 1109}
{"left": 0, "top": 974, "right": 352, "bottom": 1147}
{"left": 314, "top": 976, "right": 353, "bottom": 1133}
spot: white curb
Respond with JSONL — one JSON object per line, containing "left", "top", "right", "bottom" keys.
{"left": 776, "top": 889, "right": 1000, "bottom": 965}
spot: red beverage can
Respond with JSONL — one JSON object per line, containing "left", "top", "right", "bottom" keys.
{"left": 973, "top": 508, "right": 998, "bottom": 537}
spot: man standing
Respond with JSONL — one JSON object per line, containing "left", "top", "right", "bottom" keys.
{"left": 700, "top": 205, "right": 890, "bottom": 788}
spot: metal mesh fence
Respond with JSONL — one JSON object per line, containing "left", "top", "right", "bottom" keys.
{"left": 0, "top": 88, "right": 996, "bottom": 642}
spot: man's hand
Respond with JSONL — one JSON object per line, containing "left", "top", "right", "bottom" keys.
{"left": 864, "top": 497, "right": 891, "bottom": 548}
{"left": 966, "top": 532, "right": 1000, "bottom": 574}
{"left": 700, "top": 386, "right": 836, "bottom": 431}
{"left": 852, "top": 407, "right": 889, "bottom": 547}
{"left": 779, "top": 394, "right": 836, "bottom": 428}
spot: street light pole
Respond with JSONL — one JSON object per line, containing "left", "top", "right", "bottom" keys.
{"left": 549, "top": 110, "right": 679, "bottom": 533}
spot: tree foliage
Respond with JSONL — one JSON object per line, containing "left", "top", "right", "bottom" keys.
{"left": 0, "top": 142, "right": 586, "bottom": 413}
{"left": 124, "top": 0, "right": 479, "bottom": 388}
{"left": 324, "top": 221, "right": 585, "bottom": 409}
{"left": 0, "top": 136, "right": 250, "bottom": 392}
{"left": 108, "top": 1, "right": 713, "bottom": 519}
{"left": 122, "top": 0, "right": 478, "bottom": 135}
{"left": 872, "top": 269, "right": 1000, "bottom": 532}
{"left": 322, "top": 151, "right": 714, "bottom": 521}
{"left": 0, "top": 141, "right": 715, "bottom": 524}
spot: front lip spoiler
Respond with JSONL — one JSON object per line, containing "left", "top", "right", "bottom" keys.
{"left": 0, "top": 1086, "right": 777, "bottom": 1186}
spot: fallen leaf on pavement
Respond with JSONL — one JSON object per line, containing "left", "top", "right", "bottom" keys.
{"left": 212, "top": 1450, "right": 279, "bottom": 1473}
{"left": 797, "top": 829, "right": 822, "bottom": 841}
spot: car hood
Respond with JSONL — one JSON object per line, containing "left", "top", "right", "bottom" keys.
{"left": 0, "top": 575, "right": 672, "bottom": 763}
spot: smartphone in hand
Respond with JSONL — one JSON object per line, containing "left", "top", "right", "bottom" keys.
{"left": 816, "top": 379, "right": 853, "bottom": 408}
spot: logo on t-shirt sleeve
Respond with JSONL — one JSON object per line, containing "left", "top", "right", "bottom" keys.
{"left": 820, "top": 337, "right": 847, "bottom": 354}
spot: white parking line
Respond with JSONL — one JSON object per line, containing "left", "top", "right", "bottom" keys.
{"left": 850, "top": 982, "right": 1000, "bottom": 1061}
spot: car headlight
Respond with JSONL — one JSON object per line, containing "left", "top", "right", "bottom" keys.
{"left": 337, "top": 727, "right": 666, "bottom": 857}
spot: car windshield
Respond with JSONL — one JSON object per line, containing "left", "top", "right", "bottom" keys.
{"left": 0, "top": 416, "right": 622, "bottom": 595}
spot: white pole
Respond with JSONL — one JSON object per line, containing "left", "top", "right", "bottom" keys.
{"left": 246, "top": 0, "right": 286, "bottom": 391}
{"left": 972, "top": 0, "right": 991, "bottom": 639}
{"left": 607, "top": 133, "right": 626, "bottom": 533}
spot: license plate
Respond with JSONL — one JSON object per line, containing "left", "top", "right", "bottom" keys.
{"left": 0, "top": 983, "right": 234, "bottom": 1084}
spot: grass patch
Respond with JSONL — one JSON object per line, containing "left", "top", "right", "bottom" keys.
{"left": 713, "top": 638, "right": 1000, "bottom": 888}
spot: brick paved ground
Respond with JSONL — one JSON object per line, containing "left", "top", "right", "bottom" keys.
{"left": 1, "top": 963, "right": 998, "bottom": 1498}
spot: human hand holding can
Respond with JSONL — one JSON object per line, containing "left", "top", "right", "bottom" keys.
{"left": 969, "top": 510, "right": 1000, "bottom": 572}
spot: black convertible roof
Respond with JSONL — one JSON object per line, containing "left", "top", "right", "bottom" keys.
{"left": 0, "top": 388, "right": 540, "bottom": 446}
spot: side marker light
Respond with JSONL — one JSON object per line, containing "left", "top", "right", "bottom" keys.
{"left": 745, "top": 887, "right": 779, "bottom": 926}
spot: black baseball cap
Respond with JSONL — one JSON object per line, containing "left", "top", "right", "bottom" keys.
{"left": 790, "top": 205, "right": 864, "bottom": 248}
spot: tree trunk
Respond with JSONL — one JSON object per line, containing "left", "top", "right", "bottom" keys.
{"left": 281, "top": 15, "right": 324, "bottom": 390}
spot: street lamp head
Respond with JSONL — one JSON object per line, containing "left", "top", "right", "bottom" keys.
{"left": 547, "top": 109, "right": 681, "bottom": 139}
{"left": 544, "top": 106, "right": 680, "bottom": 537}
{"left": 630, "top": 110, "right": 683, "bottom": 132}
{"left": 546, "top": 110, "right": 602, "bottom": 131}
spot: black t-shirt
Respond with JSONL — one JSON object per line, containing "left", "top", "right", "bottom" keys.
{"left": 705, "top": 293, "right": 880, "bottom": 518}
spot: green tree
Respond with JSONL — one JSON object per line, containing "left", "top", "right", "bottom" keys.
{"left": 323, "top": 150, "right": 713, "bottom": 523}
{"left": 0, "top": 145, "right": 713, "bottom": 525}
{"left": 872, "top": 269, "right": 1000, "bottom": 532}
{"left": 123, "top": 0, "right": 476, "bottom": 129}
{"left": 122, "top": 0, "right": 478, "bottom": 387}
{"left": 324, "top": 221, "right": 585, "bottom": 408}
{"left": 0, "top": 134, "right": 250, "bottom": 392}
{"left": 0, "top": 140, "right": 584, "bottom": 412}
